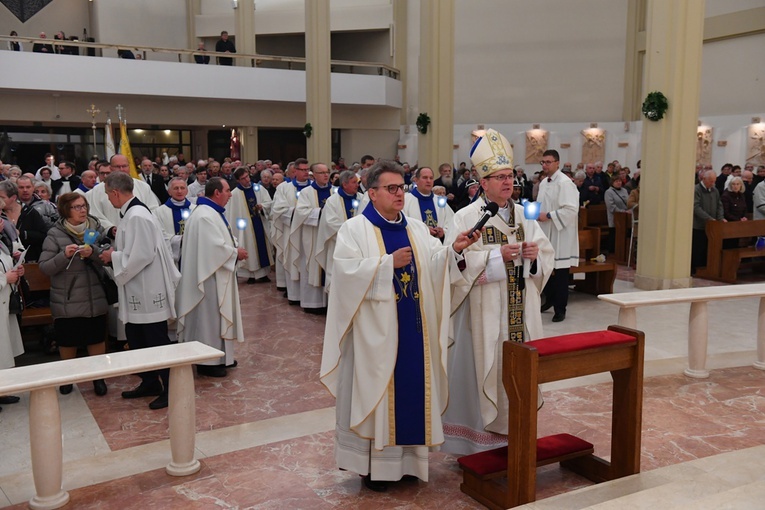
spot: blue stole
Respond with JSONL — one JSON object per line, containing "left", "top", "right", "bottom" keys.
{"left": 163, "top": 198, "right": 191, "bottom": 234}
{"left": 337, "top": 188, "right": 358, "bottom": 219}
{"left": 77, "top": 183, "right": 92, "bottom": 194}
{"left": 293, "top": 180, "right": 311, "bottom": 193}
{"left": 410, "top": 187, "right": 438, "bottom": 227}
{"left": 197, "top": 196, "right": 235, "bottom": 244}
{"left": 310, "top": 181, "right": 332, "bottom": 209}
{"left": 237, "top": 184, "right": 271, "bottom": 267}
{"left": 362, "top": 206, "right": 426, "bottom": 445}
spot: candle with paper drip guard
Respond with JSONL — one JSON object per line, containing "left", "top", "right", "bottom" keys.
{"left": 236, "top": 217, "right": 247, "bottom": 247}
{"left": 437, "top": 196, "right": 448, "bottom": 208}
{"left": 253, "top": 183, "right": 261, "bottom": 192}
{"left": 180, "top": 209, "right": 190, "bottom": 221}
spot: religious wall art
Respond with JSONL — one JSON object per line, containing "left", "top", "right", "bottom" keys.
{"left": 525, "top": 129, "right": 548, "bottom": 164}
{"left": 581, "top": 128, "right": 606, "bottom": 164}
{"left": 747, "top": 124, "right": 765, "bottom": 166}
{"left": 696, "top": 126, "right": 713, "bottom": 167}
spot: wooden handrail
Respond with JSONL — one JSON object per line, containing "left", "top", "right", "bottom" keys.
{"left": 0, "top": 35, "right": 400, "bottom": 79}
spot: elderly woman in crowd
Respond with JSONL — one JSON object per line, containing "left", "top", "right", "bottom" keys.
{"left": 34, "top": 181, "right": 54, "bottom": 203}
{"left": 8, "top": 166, "right": 22, "bottom": 183}
{"left": 0, "top": 204, "right": 25, "bottom": 412}
{"left": 604, "top": 175, "right": 630, "bottom": 253}
{"left": 0, "top": 181, "right": 47, "bottom": 261}
{"left": 38, "top": 193, "right": 111, "bottom": 396}
{"left": 722, "top": 176, "right": 748, "bottom": 222}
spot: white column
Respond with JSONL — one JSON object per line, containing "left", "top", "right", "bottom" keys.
{"left": 166, "top": 365, "right": 201, "bottom": 476}
{"left": 28, "top": 388, "right": 69, "bottom": 510}
{"left": 235, "top": 0, "right": 256, "bottom": 66}
{"left": 685, "top": 301, "right": 710, "bottom": 378}
{"left": 305, "top": 0, "right": 332, "bottom": 164}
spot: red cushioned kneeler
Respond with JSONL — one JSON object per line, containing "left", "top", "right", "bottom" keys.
{"left": 458, "top": 325, "right": 644, "bottom": 510}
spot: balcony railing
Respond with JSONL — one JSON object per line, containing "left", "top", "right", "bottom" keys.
{"left": 1, "top": 35, "right": 400, "bottom": 79}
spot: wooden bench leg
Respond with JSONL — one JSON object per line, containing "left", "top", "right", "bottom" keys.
{"left": 755, "top": 297, "right": 765, "bottom": 371}
{"left": 28, "top": 388, "right": 70, "bottom": 510}
{"left": 166, "top": 364, "right": 202, "bottom": 476}
{"left": 684, "top": 301, "right": 710, "bottom": 379}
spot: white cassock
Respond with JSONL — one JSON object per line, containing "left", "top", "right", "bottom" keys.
{"left": 441, "top": 198, "right": 554, "bottom": 455}
{"left": 536, "top": 170, "right": 579, "bottom": 269}
{"left": 289, "top": 184, "right": 333, "bottom": 308}
{"left": 225, "top": 185, "right": 273, "bottom": 280}
{"left": 402, "top": 191, "right": 455, "bottom": 235}
{"left": 111, "top": 199, "right": 181, "bottom": 325}
{"left": 187, "top": 180, "right": 205, "bottom": 199}
{"left": 0, "top": 248, "right": 24, "bottom": 370}
{"left": 270, "top": 180, "right": 308, "bottom": 300}
{"left": 357, "top": 190, "right": 370, "bottom": 213}
{"left": 154, "top": 200, "right": 195, "bottom": 264}
{"left": 176, "top": 201, "right": 244, "bottom": 366}
{"left": 314, "top": 191, "right": 361, "bottom": 292}
{"left": 86, "top": 178, "right": 160, "bottom": 233}
{"left": 320, "top": 209, "right": 465, "bottom": 482}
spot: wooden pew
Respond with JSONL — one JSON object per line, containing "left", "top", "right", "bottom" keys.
{"left": 578, "top": 203, "right": 609, "bottom": 249}
{"left": 458, "top": 326, "right": 645, "bottom": 509}
{"left": 695, "top": 220, "right": 765, "bottom": 282}
{"left": 20, "top": 263, "right": 53, "bottom": 328}
{"left": 569, "top": 227, "right": 616, "bottom": 295}
{"left": 0, "top": 342, "right": 223, "bottom": 510}
{"left": 613, "top": 210, "right": 632, "bottom": 265}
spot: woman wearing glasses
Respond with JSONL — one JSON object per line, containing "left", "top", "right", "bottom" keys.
{"left": 38, "top": 193, "right": 111, "bottom": 396}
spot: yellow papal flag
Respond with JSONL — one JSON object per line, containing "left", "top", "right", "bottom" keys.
{"left": 118, "top": 119, "right": 140, "bottom": 179}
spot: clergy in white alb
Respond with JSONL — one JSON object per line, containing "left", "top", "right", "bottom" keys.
{"left": 270, "top": 158, "right": 312, "bottom": 303}
{"left": 289, "top": 163, "right": 332, "bottom": 311}
{"left": 314, "top": 170, "right": 361, "bottom": 292}
{"left": 153, "top": 177, "right": 195, "bottom": 264}
{"left": 320, "top": 161, "right": 480, "bottom": 490}
{"left": 87, "top": 155, "right": 160, "bottom": 236}
{"left": 74, "top": 170, "right": 97, "bottom": 196}
{"left": 176, "top": 178, "right": 248, "bottom": 377}
{"left": 536, "top": 149, "right": 579, "bottom": 321}
{"left": 98, "top": 172, "right": 181, "bottom": 409}
{"left": 226, "top": 167, "right": 273, "bottom": 283}
{"left": 441, "top": 129, "right": 554, "bottom": 455}
{"left": 402, "top": 167, "right": 454, "bottom": 241}
{"left": 0, "top": 240, "right": 24, "bottom": 372}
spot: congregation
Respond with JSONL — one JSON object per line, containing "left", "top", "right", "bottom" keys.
{"left": 0, "top": 125, "right": 762, "bottom": 493}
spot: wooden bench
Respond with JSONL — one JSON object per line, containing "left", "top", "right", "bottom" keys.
{"left": 20, "top": 263, "right": 53, "bottom": 328}
{"left": 599, "top": 284, "right": 765, "bottom": 378}
{"left": 696, "top": 220, "right": 765, "bottom": 282}
{"left": 613, "top": 210, "right": 633, "bottom": 265}
{"left": 569, "top": 227, "right": 617, "bottom": 295}
{"left": 0, "top": 342, "right": 223, "bottom": 510}
{"left": 458, "top": 326, "right": 644, "bottom": 509}
{"left": 578, "top": 203, "right": 608, "bottom": 231}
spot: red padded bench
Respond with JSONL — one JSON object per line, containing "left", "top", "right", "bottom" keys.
{"left": 458, "top": 325, "right": 645, "bottom": 509}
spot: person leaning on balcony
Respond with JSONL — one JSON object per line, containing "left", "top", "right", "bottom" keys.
{"left": 194, "top": 41, "right": 210, "bottom": 64}
{"left": 215, "top": 31, "right": 236, "bottom": 66}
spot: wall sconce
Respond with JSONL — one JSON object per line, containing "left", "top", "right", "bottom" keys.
{"left": 589, "top": 122, "right": 598, "bottom": 128}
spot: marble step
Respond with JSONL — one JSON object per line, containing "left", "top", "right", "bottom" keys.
{"left": 518, "top": 445, "right": 765, "bottom": 509}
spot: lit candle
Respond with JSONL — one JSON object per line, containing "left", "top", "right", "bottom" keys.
{"left": 253, "top": 183, "right": 261, "bottom": 192}
{"left": 296, "top": 190, "right": 301, "bottom": 199}
{"left": 332, "top": 186, "right": 339, "bottom": 194}
{"left": 437, "top": 196, "right": 448, "bottom": 208}
{"left": 181, "top": 209, "right": 190, "bottom": 220}
{"left": 236, "top": 217, "right": 247, "bottom": 246}
{"left": 524, "top": 201, "right": 540, "bottom": 220}
{"left": 351, "top": 198, "right": 359, "bottom": 215}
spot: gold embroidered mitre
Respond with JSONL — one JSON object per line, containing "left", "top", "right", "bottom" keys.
{"left": 469, "top": 128, "right": 514, "bottom": 179}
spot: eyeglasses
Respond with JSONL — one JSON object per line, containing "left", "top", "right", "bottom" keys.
{"left": 71, "top": 204, "right": 88, "bottom": 211}
{"left": 540, "top": 160, "right": 557, "bottom": 166}
{"left": 485, "top": 174, "right": 514, "bottom": 182}
{"left": 374, "top": 184, "right": 406, "bottom": 194}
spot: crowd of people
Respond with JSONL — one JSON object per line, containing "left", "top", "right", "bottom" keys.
{"left": 1, "top": 128, "right": 762, "bottom": 491}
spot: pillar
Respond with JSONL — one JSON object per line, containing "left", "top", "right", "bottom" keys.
{"left": 235, "top": 0, "right": 256, "bottom": 67}
{"left": 393, "top": 0, "right": 408, "bottom": 127}
{"left": 305, "top": 0, "right": 332, "bottom": 164}
{"left": 240, "top": 127, "right": 258, "bottom": 163}
{"left": 417, "top": 0, "right": 454, "bottom": 169}
{"left": 634, "top": 0, "right": 705, "bottom": 290}
{"left": 186, "top": 0, "right": 201, "bottom": 63}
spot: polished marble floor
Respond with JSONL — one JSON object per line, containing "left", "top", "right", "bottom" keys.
{"left": 2, "top": 266, "right": 765, "bottom": 509}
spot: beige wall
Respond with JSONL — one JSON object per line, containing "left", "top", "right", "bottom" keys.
{"left": 340, "top": 129, "right": 400, "bottom": 164}
{"left": 0, "top": 0, "right": 89, "bottom": 41}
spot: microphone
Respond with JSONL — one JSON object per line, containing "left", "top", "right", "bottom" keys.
{"left": 468, "top": 202, "right": 500, "bottom": 237}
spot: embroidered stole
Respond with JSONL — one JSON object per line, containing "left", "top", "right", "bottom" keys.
{"left": 363, "top": 206, "right": 428, "bottom": 445}
{"left": 481, "top": 206, "right": 526, "bottom": 343}
{"left": 238, "top": 185, "right": 271, "bottom": 267}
